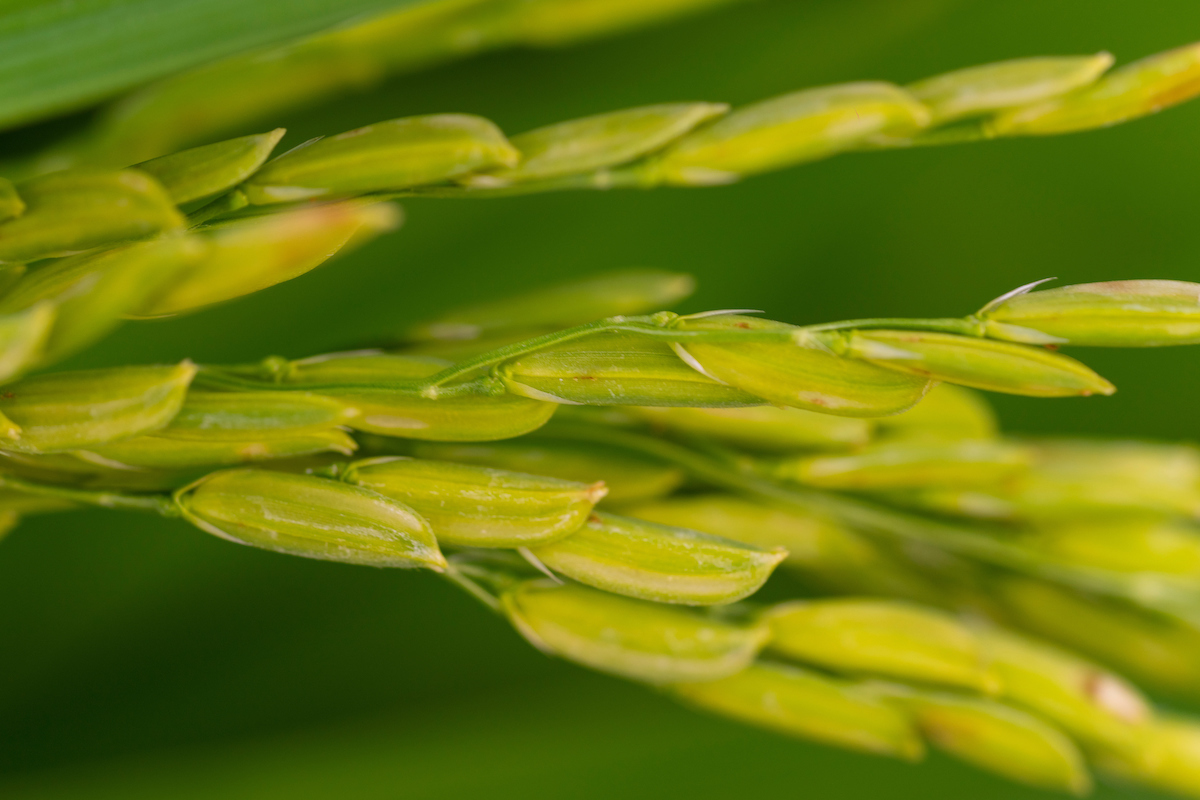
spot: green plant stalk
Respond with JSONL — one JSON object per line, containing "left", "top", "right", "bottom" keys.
{"left": 0, "top": 474, "right": 177, "bottom": 516}
{"left": 193, "top": 313, "right": 794, "bottom": 393}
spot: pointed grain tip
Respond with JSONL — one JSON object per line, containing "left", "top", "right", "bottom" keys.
{"left": 586, "top": 481, "right": 609, "bottom": 503}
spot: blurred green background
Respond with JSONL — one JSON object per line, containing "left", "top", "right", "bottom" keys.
{"left": 2, "top": 0, "right": 1199, "bottom": 797}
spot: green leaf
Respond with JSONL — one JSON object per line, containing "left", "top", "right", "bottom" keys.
{"left": 0, "top": 0, "right": 429, "bottom": 130}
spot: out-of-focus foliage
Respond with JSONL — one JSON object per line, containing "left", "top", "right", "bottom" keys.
{"left": 0, "top": 0, "right": 429, "bottom": 128}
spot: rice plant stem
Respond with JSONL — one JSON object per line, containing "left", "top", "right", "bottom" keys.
{"left": 195, "top": 316, "right": 799, "bottom": 394}
{"left": 803, "top": 317, "right": 982, "bottom": 336}
{"left": 441, "top": 565, "right": 502, "bottom": 612}
{"left": 0, "top": 475, "right": 178, "bottom": 516}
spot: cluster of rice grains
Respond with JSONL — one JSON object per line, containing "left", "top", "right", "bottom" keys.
{"left": 0, "top": 269, "right": 1198, "bottom": 795}
{"left": 2, "top": 32, "right": 1200, "bottom": 374}
{"left": 5, "top": 1, "right": 1200, "bottom": 794}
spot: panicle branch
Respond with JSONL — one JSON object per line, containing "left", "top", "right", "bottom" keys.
{"left": 2, "top": 37, "right": 1200, "bottom": 374}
